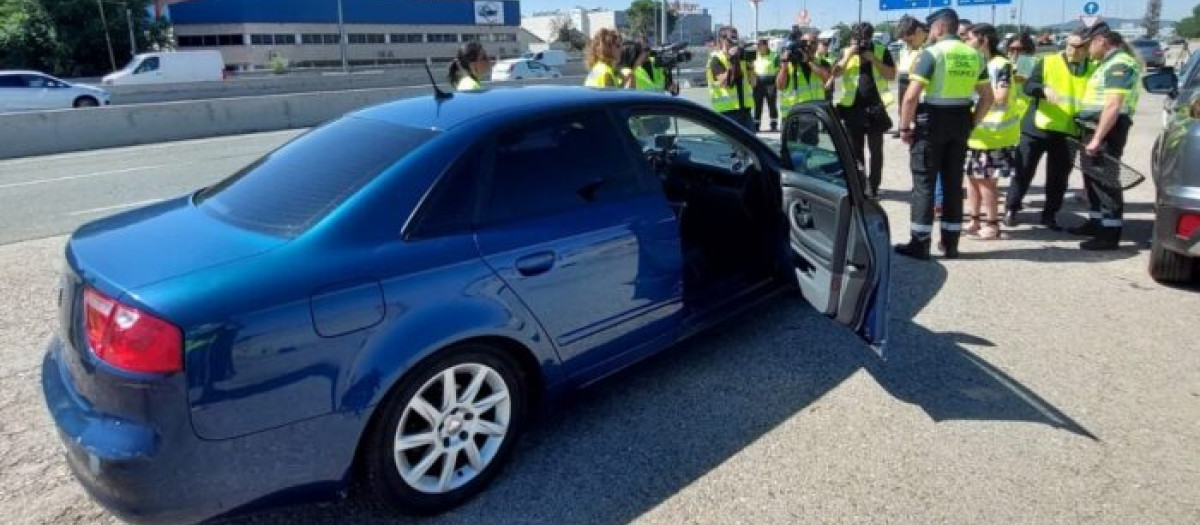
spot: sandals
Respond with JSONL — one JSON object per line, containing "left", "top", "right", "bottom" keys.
{"left": 975, "top": 220, "right": 1002, "bottom": 241}
{"left": 963, "top": 214, "right": 981, "bottom": 235}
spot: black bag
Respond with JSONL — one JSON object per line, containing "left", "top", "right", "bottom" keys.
{"left": 864, "top": 103, "right": 893, "bottom": 134}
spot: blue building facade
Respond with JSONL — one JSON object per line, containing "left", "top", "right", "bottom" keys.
{"left": 165, "top": 0, "right": 524, "bottom": 70}
{"left": 170, "top": 0, "right": 520, "bottom": 27}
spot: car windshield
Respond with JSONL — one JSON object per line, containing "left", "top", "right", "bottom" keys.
{"left": 195, "top": 117, "right": 435, "bottom": 237}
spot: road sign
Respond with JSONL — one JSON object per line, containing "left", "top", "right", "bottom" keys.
{"left": 1081, "top": 15, "right": 1100, "bottom": 27}
{"left": 879, "top": 0, "right": 951, "bottom": 11}
{"left": 957, "top": 0, "right": 1012, "bottom": 6}
{"left": 1083, "top": 1, "right": 1099, "bottom": 15}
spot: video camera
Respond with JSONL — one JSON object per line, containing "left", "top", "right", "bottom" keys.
{"left": 780, "top": 26, "right": 811, "bottom": 65}
{"left": 649, "top": 42, "right": 694, "bottom": 70}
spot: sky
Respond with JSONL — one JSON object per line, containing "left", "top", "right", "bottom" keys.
{"left": 520, "top": 0, "right": 1196, "bottom": 32}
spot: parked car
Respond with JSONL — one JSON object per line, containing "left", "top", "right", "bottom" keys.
{"left": 1141, "top": 58, "right": 1200, "bottom": 283}
{"left": 1131, "top": 39, "right": 1166, "bottom": 69}
{"left": 0, "top": 71, "right": 110, "bottom": 111}
{"left": 520, "top": 49, "right": 568, "bottom": 67}
{"left": 491, "top": 58, "right": 562, "bottom": 81}
{"left": 102, "top": 50, "right": 225, "bottom": 86}
{"left": 41, "top": 87, "right": 892, "bottom": 523}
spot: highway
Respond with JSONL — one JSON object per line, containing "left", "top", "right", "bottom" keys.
{"left": 2, "top": 88, "right": 1199, "bottom": 525}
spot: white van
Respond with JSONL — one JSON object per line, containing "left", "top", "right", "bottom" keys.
{"left": 102, "top": 51, "right": 225, "bottom": 86}
{"left": 521, "top": 49, "right": 567, "bottom": 68}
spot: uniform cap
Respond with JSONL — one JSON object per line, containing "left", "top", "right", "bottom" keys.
{"left": 1080, "top": 21, "right": 1112, "bottom": 40}
{"left": 926, "top": 8, "right": 959, "bottom": 25}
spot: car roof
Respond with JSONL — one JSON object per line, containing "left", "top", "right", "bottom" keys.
{"left": 0, "top": 70, "right": 48, "bottom": 76}
{"left": 351, "top": 86, "right": 689, "bottom": 131}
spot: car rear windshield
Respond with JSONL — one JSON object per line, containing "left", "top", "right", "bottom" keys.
{"left": 195, "top": 117, "right": 435, "bottom": 237}
{"left": 1133, "top": 41, "right": 1158, "bottom": 48}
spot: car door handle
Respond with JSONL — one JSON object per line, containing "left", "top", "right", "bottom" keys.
{"left": 790, "top": 200, "right": 814, "bottom": 229}
{"left": 515, "top": 251, "right": 556, "bottom": 276}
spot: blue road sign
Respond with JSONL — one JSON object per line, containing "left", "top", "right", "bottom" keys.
{"left": 879, "top": 0, "right": 952, "bottom": 10}
{"left": 1084, "top": 1, "right": 1100, "bottom": 15}
{"left": 957, "top": 0, "right": 1013, "bottom": 5}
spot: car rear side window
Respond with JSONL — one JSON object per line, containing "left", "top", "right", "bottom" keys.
{"left": 483, "top": 111, "right": 649, "bottom": 225}
{"left": 0, "top": 75, "right": 26, "bottom": 88}
{"left": 196, "top": 117, "right": 435, "bottom": 237}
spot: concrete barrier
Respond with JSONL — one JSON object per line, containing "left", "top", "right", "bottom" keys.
{"left": 0, "top": 76, "right": 581, "bottom": 160}
{"left": 106, "top": 62, "right": 590, "bottom": 105}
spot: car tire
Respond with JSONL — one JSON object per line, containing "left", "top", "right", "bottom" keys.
{"left": 1149, "top": 236, "right": 1195, "bottom": 283}
{"left": 73, "top": 96, "right": 99, "bottom": 108}
{"left": 360, "top": 343, "right": 529, "bottom": 515}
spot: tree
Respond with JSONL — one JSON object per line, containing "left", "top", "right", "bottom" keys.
{"left": 627, "top": 0, "right": 677, "bottom": 43}
{"left": 1179, "top": 4, "right": 1200, "bottom": 38}
{"left": 1143, "top": 0, "right": 1162, "bottom": 38}
{"left": 549, "top": 14, "right": 574, "bottom": 43}
{"left": 0, "top": 0, "right": 165, "bottom": 76}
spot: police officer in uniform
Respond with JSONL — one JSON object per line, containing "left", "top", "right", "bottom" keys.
{"left": 753, "top": 39, "right": 781, "bottom": 131}
{"left": 1075, "top": 22, "right": 1141, "bottom": 250}
{"left": 1004, "top": 27, "right": 1094, "bottom": 229}
{"left": 894, "top": 16, "right": 929, "bottom": 137}
{"left": 708, "top": 26, "right": 756, "bottom": 130}
{"left": 896, "top": 8, "right": 994, "bottom": 259}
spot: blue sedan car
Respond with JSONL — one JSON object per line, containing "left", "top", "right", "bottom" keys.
{"left": 42, "top": 87, "right": 891, "bottom": 523}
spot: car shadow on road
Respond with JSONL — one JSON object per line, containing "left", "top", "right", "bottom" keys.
{"left": 215, "top": 260, "right": 1094, "bottom": 524}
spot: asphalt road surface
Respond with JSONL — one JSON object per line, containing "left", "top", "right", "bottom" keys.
{"left": 0, "top": 89, "right": 1197, "bottom": 524}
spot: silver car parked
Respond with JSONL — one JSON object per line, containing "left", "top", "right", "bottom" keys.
{"left": 1142, "top": 55, "right": 1200, "bottom": 283}
{"left": 0, "top": 70, "right": 111, "bottom": 112}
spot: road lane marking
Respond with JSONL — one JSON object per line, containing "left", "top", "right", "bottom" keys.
{"left": 0, "top": 165, "right": 168, "bottom": 189}
{"left": 0, "top": 129, "right": 303, "bottom": 166}
{"left": 67, "top": 198, "right": 166, "bottom": 217}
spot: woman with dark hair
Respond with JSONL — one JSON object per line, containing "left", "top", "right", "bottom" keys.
{"left": 618, "top": 41, "right": 653, "bottom": 90}
{"left": 963, "top": 23, "right": 1019, "bottom": 240}
{"left": 829, "top": 21, "right": 896, "bottom": 198}
{"left": 447, "top": 41, "right": 491, "bottom": 91}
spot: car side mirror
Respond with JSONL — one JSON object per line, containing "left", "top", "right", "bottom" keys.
{"left": 1143, "top": 69, "right": 1178, "bottom": 99}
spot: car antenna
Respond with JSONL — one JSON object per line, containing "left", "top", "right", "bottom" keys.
{"left": 423, "top": 63, "right": 453, "bottom": 101}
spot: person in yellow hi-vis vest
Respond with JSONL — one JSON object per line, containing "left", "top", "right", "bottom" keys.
{"left": 1074, "top": 22, "right": 1142, "bottom": 250}
{"left": 447, "top": 42, "right": 492, "bottom": 91}
{"left": 894, "top": 16, "right": 929, "bottom": 138}
{"left": 829, "top": 22, "right": 896, "bottom": 198}
{"left": 1004, "top": 27, "right": 1094, "bottom": 230}
{"left": 752, "top": 39, "right": 781, "bottom": 131}
{"left": 707, "top": 26, "right": 756, "bottom": 131}
{"left": 895, "top": 8, "right": 994, "bottom": 260}
{"left": 963, "top": 24, "right": 1020, "bottom": 241}
{"left": 775, "top": 31, "right": 830, "bottom": 119}
{"left": 584, "top": 29, "right": 622, "bottom": 88}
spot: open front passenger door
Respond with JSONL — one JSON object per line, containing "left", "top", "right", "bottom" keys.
{"left": 779, "top": 103, "right": 891, "bottom": 355}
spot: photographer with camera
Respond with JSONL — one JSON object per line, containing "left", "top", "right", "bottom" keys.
{"left": 776, "top": 30, "right": 830, "bottom": 119}
{"left": 829, "top": 22, "right": 897, "bottom": 198}
{"left": 753, "top": 39, "right": 781, "bottom": 132}
{"left": 647, "top": 42, "right": 686, "bottom": 95}
{"left": 707, "top": 26, "right": 757, "bottom": 131}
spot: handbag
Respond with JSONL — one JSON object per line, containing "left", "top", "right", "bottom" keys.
{"left": 864, "top": 103, "right": 893, "bottom": 134}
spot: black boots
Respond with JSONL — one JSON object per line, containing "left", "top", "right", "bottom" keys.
{"left": 1003, "top": 210, "right": 1020, "bottom": 227}
{"left": 894, "top": 236, "right": 932, "bottom": 260}
{"left": 1080, "top": 227, "right": 1121, "bottom": 251}
{"left": 938, "top": 233, "right": 961, "bottom": 259}
{"left": 1040, "top": 214, "right": 1063, "bottom": 231}
{"left": 1067, "top": 219, "right": 1101, "bottom": 236}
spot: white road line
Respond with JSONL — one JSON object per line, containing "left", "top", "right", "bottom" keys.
{"left": 0, "top": 129, "right": 303, "bottom": 166}
{"left": 0, "top": 165, "right": 167, "bottom": 190}
{"left": 67, "top": 198, "right": 166, "bottom": 217}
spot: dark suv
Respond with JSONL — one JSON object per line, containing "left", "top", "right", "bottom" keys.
{"left": 1142, "top": 55, "right": 1200, "bottom": 283}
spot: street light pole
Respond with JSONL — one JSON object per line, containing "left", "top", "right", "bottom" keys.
{"left": 337, "top": 0, "right": 348, "bottom": 73}
{"left": 125, "top": 7, "right": 137, "bottom": 57}
{"left": 858, "top": 0, "right": 863, "bottom": 24}
{"left": 96, "top": 0, "right": 117, "bottom": 71}
{"left": 661, "top": 0, "right": 668, "bottom": 45}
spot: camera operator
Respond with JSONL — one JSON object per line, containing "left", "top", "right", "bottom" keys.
{"left": 829, "top": 22, "right": 897, "bottom": 198}
{"left": 707, "top": 26, "right": 756, "bottom": 131}
{"left": 776, "top": 31, "right": 830, "bottom": 119}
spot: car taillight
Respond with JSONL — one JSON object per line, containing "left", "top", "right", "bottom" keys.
{"left": 1178, "top": 213, "right": 1200, "bottom": 239}
{"left": 83, "top": 287, "right": 182, "bottom": 374}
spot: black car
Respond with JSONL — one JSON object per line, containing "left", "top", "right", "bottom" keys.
{"left": 1132, "top": 39, "right": 1166, "bottom": 69}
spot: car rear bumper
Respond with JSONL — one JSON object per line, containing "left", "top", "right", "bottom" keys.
{"left": 1156, "top": 188, "right": 1200, "bottom": 257}
{"left": 41, "top": 336, "right": 363, "bottom": 524}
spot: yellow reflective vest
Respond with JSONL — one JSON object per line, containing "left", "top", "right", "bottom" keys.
{"left": 585, "top": 62, "right": 619, "bottom": 88}
{"left": 969, "top": 56, "right": 1021, "bottom": 150}
{"left": 707, "top": 51, "right": 755, "bottom": 112}
{"left": 1033, "top": 53, "right": 1094, "bottom": 136}
{"left": 836, "top": 42, "right": 894, "bottom": 107}
{"left": 779, "top": 62, "right": 824, "bottom": 116}
{"left": 1080, "top": 50, "right": 1141, "bottom": 118}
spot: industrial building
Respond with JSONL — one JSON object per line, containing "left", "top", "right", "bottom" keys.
{"left": 163, "top": 0, "right": 521, "bottom": 70}
{"left": 521, "top": 7, "right": 712, "bottom": 46}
